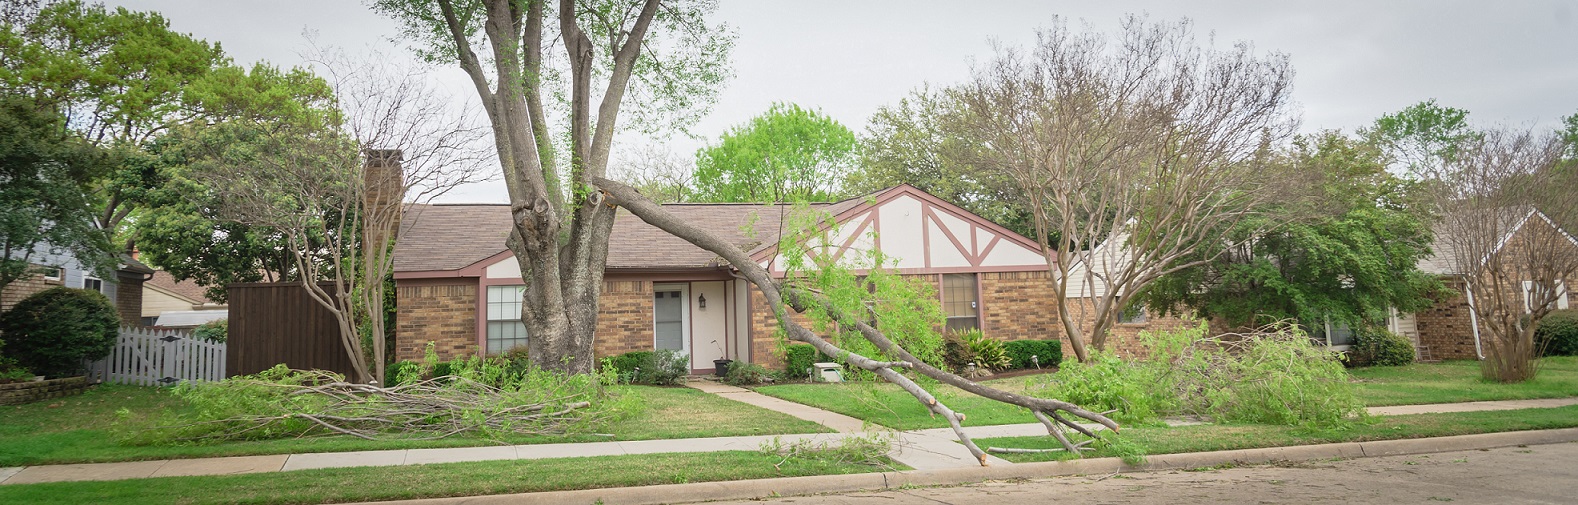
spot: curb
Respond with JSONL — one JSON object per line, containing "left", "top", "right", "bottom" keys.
{"left": 354, "top": 427, "right": 1578, "bottom": 505}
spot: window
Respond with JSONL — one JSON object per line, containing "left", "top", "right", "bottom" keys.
{"left": 42, "top": 266, "right": 63, "bottom": 282}
{"left": 1117, "top": 304, "right": 1147, "bottom": 324}
{"left": 83, "top": 275, "right": 103, "bottom": 293}
{"left": 486, "top": 285, "right": 528, "bottom": 354}
{"left": 942, "top": 273, "right": 979, "bottom": 332}
{"left": 1524, "top": 280, "right": 1572, "bottom": 312}
{"left": 1311, "top": 318, "right": 1356, "bottom": 349}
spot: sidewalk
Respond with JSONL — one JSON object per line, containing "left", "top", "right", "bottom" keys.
{"left": 3, "top": 386, "right": 1575, "bottom": 486}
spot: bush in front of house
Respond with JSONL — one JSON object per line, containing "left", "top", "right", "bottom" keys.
{"left": 782, "top": 344, "right": 831, "bottom": 379}
{"left": 0, "top": 287, "right": 120, "bottom": 378}
{"left": 942, "top": 329, "right": 1011, "bottom": 373}
{"left": 1350, "top": 328, "right": 1415, "bottom": 367}
{"left": 601, "top": 349, "right": 688, "bottom": 385}
{"left": 723, "top": 362, "right": 773, "bottom": 386}
{"left": 1003, "top": 339, "right": 1062, "bottom": 370}
{"left": 1536, "top": 309, "right": 1578, "bottom": 357}
{"left": 0, "top": 340, "right": 34, "bottom": 383}
{"left": 193, "top": 319, "right": 228, "bottom": 343}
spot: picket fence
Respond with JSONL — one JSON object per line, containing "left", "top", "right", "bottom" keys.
{"left": 88, "top": 326, "right": 227, "bottom": 386}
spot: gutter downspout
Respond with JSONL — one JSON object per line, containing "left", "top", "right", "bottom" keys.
{"left": 1464, "top": 281, "right": 1486, "bottom": 360}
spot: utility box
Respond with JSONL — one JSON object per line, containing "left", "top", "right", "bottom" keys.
{"left": 813, "top": 362, "right": 844, "bottom": 383}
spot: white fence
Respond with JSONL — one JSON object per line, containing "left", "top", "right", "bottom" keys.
{"left": 88, "top": 326, "right": 226, "bottom": 386}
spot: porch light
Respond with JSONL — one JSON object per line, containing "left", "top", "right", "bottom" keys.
{"left": 698, "top": 293, "right": 707, "bottom": 309}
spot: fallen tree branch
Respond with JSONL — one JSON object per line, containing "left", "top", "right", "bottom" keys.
{"left": 595, "top": 177, "right": 1120, "bottom": 465}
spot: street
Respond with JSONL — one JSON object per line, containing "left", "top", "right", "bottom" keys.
{"left": 698, "top": 442, "right": 1578, "bottom": 505}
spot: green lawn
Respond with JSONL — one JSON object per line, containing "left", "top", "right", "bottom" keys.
{"left": 0, "top": 383, "right": 830, "bottom": 467}
{"left": 976, "top": 405, "right": 1578, "bottom": 463}
{"left": 0, "top": 451, "right": 895, "bottom": 505}
{"left": 755, "top": 379, "right": 1044, "bottom": 430}
{"left": 1349, "top": 356, "right": 1578, "bottom": 406}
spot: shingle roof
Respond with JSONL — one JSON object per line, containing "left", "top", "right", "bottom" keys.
{"left": 395, "top": 198, "right": 860, "bottom": 273}
{"left": 146, "top": 270, "right": 216, "bottom": 304}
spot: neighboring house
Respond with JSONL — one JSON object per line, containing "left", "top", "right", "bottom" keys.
{"left": 1057, "top": 224, "right": 1201, "bottom": 357}
{"left": 0, "top": 243, "right": 154, "bottom": 323}
{"left": 1391, "top": 208, "right": 1577, "bottom": 361}
{"left": 141, "top": 270, "right": 227, "bottom": 327}
{"left": 393, "top": 184, "right": 1063, "bottom": 373}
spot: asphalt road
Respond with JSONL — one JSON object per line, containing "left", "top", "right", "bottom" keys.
{"left": 697, "top": 442, "right": 1578, "bottom": 505}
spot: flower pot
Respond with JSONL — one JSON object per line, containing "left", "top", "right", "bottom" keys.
{"left": 713, "top": 359, "right": 733, "bottom": 377}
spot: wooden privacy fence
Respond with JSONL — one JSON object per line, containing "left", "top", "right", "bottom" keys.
{"left": 226, "top": 282, "right": 358, "bottom": 378}
{"left": 89, "top": 326, "right": 226, "bottom": 386}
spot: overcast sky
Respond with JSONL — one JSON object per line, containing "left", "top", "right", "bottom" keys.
{"left": 103, "top": 1, "right": 1578, "bottom": 203}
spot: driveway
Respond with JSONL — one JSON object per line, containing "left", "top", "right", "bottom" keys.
{"left": 697, "top": 442, "right": 1578, "bottom": 505}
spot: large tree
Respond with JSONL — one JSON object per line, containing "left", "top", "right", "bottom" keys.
{"left": 849, "top": 87, "right": 1034, "bottom": 237}
{"left": 0, "top": 95, "right": 111, "bottom": 295}
{"left": 951, "top": 16, "right": 1301, "bottom": 362}
{"left": 372, "top": 0, "right": 733, "bottom": 373}
{"left": 693, "top": 102, "right": 856, "bottom": 202}
{"left": 1138, "top": 132, "right": 1444, "bottom": 329}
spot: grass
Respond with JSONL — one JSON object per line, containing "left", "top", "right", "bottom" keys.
{"left": 976, "top": 405, "right": 1578, "bottom": 463}
{"left": 755, "top": 378, "right": 1044, "bottom": 430}
{"left": 0, "top": 383, "right": 830, "bottom": 467}
{"left": 1349, "top": 356, "right": 1578, "bottom": 406}
{"left": 0, "top": 450, "right": 897, "bottom": 505}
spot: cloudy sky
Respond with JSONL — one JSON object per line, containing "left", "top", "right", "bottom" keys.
{"left": 104, "top": 0, "right": 1578, "bottom": 202}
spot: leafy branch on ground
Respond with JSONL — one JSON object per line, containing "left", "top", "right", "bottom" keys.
{"left": 129, "top": 363, "right": 625, "bottom": 444}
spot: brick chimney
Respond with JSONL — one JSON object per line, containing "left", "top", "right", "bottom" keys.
{"left": 363, "top": 149, "right": 405, "bottom": 250}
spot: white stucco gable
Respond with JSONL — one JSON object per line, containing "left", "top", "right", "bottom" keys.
{"left": 758, "top": 186, "right": 1049, "bottom": 274}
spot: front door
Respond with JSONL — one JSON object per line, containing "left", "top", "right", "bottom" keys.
{"left": 653, "top": 284, "right": 689, "bottom": 358}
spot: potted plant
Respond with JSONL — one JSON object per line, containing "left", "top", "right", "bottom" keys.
{"left": 710, "top": 340, "right": 731, "bottom": 377}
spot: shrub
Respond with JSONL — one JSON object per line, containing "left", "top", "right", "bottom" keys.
{"left": 1149, "top": 324, "right": 1363, "bottom": 426}
{"left": 943, "top": 329, "right": 1010, "bottom": 372}
{"left": 723, "top": 362, "right": 773, "bottom": 386}
{"left": 1350, "top": 328, "right": 1415, "bottom": 367}
{"left": 1536, "top": 309, "right": 1578, "bottom": 356}
{"left": 782, "top": 344, "right": 830, "bottom": 379}
{"left": 600, "top": 350, "right": 687, "bottom": 385}
{"left": 193, "top": 319, "right": 227, "bottom": 343}
{"left": 0, "top": 287, "right": 120, "bottom": 377}
{"left": 1030, "top": 351, "right": 1163, "bottom": 424}
{"left": 1003, "top": 340, "right": 1062, "bottom": 370}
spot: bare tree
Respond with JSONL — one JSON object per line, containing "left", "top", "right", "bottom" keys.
{"left": 595, "top": 176, "right": 1118, "bottom": 465}
{"left": 950, "top": 16, "right": 1300, "bottom": 361}
{"left": 1420, "top": 128, "right": 1576, "bottom": 382}
{"left": 197, "top": 51, "right": 490, "bottom": 384}
{"left": 372, "top": 0, "right": 733, "bottom": 373}
{"left": 610, "top": 143, "right": 695, "bottom": 203}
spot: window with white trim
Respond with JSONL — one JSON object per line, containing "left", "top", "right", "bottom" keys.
{"left": 82, "top": 275, "right": 103, "bottom": 293}
{"left": 1311, "top": 318, "right": 1357, "bottom": 349}
{"left": 1117, "top": 304, "right": 1147, "bottom": 324}
{"left": 486, "top": 285, "right": 528, "bottom": 354}
{"left": 1523, "top": 280, "right": 1571, "bottom": 312}
{"left": 42, "top": 266, "right": 63, "bottom": 282}
{"left": 942, "top": 273, "right": 979, "bottom": 332}
{"left": 1560, "top": 280, "right": 1571, "bottom": 310}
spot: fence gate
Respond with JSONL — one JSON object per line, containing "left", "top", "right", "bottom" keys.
{"left": 89, "top": 326, "right": 227, "bottom": 386}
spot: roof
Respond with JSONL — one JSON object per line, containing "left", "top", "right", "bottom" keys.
{"left": 1417, "top": 206, "right": 1578, "bottom": 275}
{"left": 145, "top": 270, "right": 217, "bottom": 305}
{"left": 118, "top": 255, "right": 155, "bottom": 275}
{"left": 154, "top": 309, "right": 228, "bottom": 328}
{"left": 395, "top": 199, "right": 846, "bottom": 273}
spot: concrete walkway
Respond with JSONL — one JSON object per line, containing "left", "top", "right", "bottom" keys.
{"left": 3, "top": 388, "right": 1575, "bottom": 486}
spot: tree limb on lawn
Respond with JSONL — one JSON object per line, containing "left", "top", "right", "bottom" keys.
{"left": 595, "top": 177, "right": 1120, "bottom": 464}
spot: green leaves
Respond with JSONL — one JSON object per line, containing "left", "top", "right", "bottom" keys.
{"left": 694, "top": 102, "right": 856, "bottom": 203}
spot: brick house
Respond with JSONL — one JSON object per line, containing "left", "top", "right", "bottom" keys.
{"left": 393, "top": 184, "right": 1073, "bottom": 372}
{"left": 1389, "top": 209, "right": 1576, "bottom": 361}
{"left": 0, "top": 244, "right": 153, "bottom": 324}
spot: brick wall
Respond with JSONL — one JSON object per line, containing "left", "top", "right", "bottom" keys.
{"left": 114, "top": 272, "right": 144, "bottom": 324}
{"left": 980, "top": 271, "right": 1060, "bottom": 341}
{"left": 594, "top": 280, "right": 654, "bottom": 358}
{"left": 0, "top": 376, "right": 89, "bottom": 406}
{"left": 1413, "top": 279, "right": 1480, "bottom": 360}
{"left": 1, "top": 268, "right": 61, "bottom": 314}
{"left": 395, "top": 283, "right": 477, "bottom": 361}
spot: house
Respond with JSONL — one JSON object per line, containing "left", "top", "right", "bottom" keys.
{"left": 0, "top": 244, "right": 154, "bottom": 324}
{"left": 141, "top": 270, "right": 227, "bottom": 327}
{"left": 392, "top": 184, "right": 1064, "bottom": 373}
{"left": 1387, "top": 208, "right": 1577, "bottom": 361}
